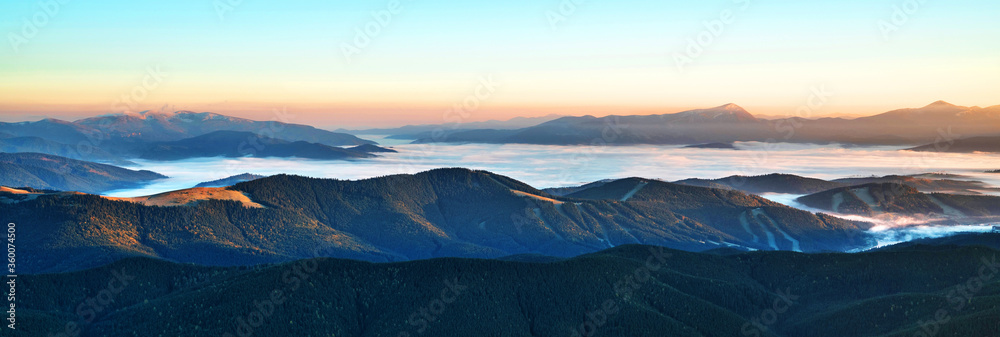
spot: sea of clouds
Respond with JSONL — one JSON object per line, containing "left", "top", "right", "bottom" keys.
{"left": 106, "top": 139, "right": 1000, "bottom": 196}
{"left": 102, "top": 140, "right": 1000, "bottom": 250}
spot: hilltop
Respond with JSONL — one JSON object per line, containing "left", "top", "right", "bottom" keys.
{"left": 3, "top": 168, "right": 872, "bottom": 273}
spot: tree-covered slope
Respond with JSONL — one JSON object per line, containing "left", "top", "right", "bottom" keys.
{"left": 675, "top": 173, "right": 844, "bottom": 194}
{"left": 0, "top": 152, "right": 165, "bottom": 194}
{"left": 797, "top": 182, "right": 1000, "bottom": 217}
{"left": 137, "top": 131, "right": 375, "bottom": 160}
{"left": 565, "top": 178, "right": 871, "bottom": 253}
{"left": 3, "top": 169, "right": 873, "bottom": 273}
{"left": 15, "top": 245, "right": 1000, "bottom": 337}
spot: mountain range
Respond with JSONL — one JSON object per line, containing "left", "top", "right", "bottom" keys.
{"left": 796, "top": 182, "right": 1000, "bottom": 218}
{"left": 136, "top": 131, "right": 380, "bottom": 161}
{"left": 673, "top": 173, "right": 1000, "bottom": 195}
{"left": 0, "top": 136, "right": 133, "bottom": 165}
{"left": 340, "top": 114, "right": 565, "bottom": 137}
{"left": 2, "top": 168, "right": 874, "bottom": 273}
{"left": 405, "top": 102, "right": 1000, "bottom": 146}
{"left": 0, "top": 110, "right": 378, "bottom": 163}
{"left": 73, "top": 111, "right": 375, "bottom": 145}
{"left": 0, "top": 152, "right": 165, "bottom": 194}
{"left": 675, "top": 174, "right": 843, "bottom": 195}
{"left": 5, "top": 103, "right": 999, "bottom": 164}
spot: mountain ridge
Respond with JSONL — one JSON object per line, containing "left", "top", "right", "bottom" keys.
{"left": 0, "top": 110, "right": 377, "bottom": 163}
{"left": 406, "top": 102, "right": 1000, "bottom": 146}
{"left": 137, "top": 130, "right": 377, "bottom": 161}
{"left": 3, "top": 168, "right": 873, "bottom": 273}
{"left": 0, "top": 152, "right": 165, "bottom": 194}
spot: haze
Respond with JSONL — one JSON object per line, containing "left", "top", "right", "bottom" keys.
{"left": 104, "top": 141, "right": 1000, "bottom": 197}
{"left": 2, "top": 0, "right": 999, "bottom": 127}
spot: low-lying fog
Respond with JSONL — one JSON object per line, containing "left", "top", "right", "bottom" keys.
{"left": 105, "top": 139, "right": 1000, "bottom": 249}
{"left": 108, "top": 139, "right": 1000, "bottom": 197}
{"left": 760, "top": 193, "right": 999, "bottom": 249}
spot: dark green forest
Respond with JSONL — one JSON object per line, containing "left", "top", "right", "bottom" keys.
{"left": 14, "top": 243, "right": 1000, "bottom": 337}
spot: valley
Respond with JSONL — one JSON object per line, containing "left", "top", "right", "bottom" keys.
{"left": 0, "top": 169, "right": 873, "bottom": 273}
{"left": 5, "top": 110, "right": 1000, "bottom": 337}
{"left": 4, "top": 2, "right": 999, "bottom": 335}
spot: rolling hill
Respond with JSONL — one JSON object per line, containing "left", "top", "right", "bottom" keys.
{"left": 15, "top": 244, "right": 1000, "bottom": 337}
{"left": 560, "top": 177, "right": 870, "bottom": 253}
{"left": 796, "top": 183, "right": 1000, "bottom": 217}
{"left": 74, "top": 111, "right": 375, "bottom": 146}
{"left": 907, "top": 136, "right": 1000, "bottom": 153}
{"left": 0, "top": 152, "right": 165, "bottom": 194}
{"left": 194, "top": 173, "right": 268, "bottom": 188}
{"left": 669, "top": 173, "right": 997, "bottom": 196}
{"left": 347, "top": 144, "right": 398, "bottom": 153}
{"left": 0, "top": 118, "right": 100, "bottom": 145}
{"left": 684, "top": 142, "right": 738, "bottom": 149}
{"left": 411, "top": 103, "right": 771, "bottom": 145}
{"left": 675, "top": 174, "right": 844, "bottom": 194}
{"left": 0, "top": 136, "right": 132, "bottom": 165}
{"left": 831, "top": 174, "right": 1000, "bottom": 195}
{"left": 876, "top": 232, "right": 1000, "bottom": 251}
{"left": 136, "top": 131, "right": 377, "bottom": 160}
{"left": 0, "top": 111, "right": 376, "bottom": 162}
{"left": 3, "top": 168, "right": 873, "bottom": 273}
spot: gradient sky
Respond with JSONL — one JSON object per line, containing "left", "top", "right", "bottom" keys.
{"left": 1, "top": 0, "right": 998, "bottom": 128}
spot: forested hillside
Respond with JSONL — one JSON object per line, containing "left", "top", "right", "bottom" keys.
{"left": 0, "top": 152, "right": 165, "bottom": 193}
{"left": 3, "top": 169, "right": 873, "bottom": 273}
{"left": 15, "top": 245, "right": 1000, "bottom": 337}
{"left": 797, "top": 182, "right": 1000, "bottom": 217}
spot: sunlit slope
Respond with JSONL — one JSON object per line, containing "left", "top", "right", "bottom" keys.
{"left": 4, "top": 168, "right": 873, "bottom": 273}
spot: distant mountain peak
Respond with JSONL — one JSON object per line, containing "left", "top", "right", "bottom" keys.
{"left": 717, "top": 103, "right": 746, "bottom": 111}
{"left": 39, "top": 118, "right": 73, "bottom": 124}
{"left": 925, "top": 100, "right": 958, "bottom": 108}
{"left": 677, "top": 103, "right": 756, "bottom": 122}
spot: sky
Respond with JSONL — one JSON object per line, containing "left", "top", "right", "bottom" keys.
{"left": 1, "top": 0, "right": 998, "bottom": 128}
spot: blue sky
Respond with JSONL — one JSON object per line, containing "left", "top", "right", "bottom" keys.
{"left": 1, "top": 0, "right": 998, "bottom": 127}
